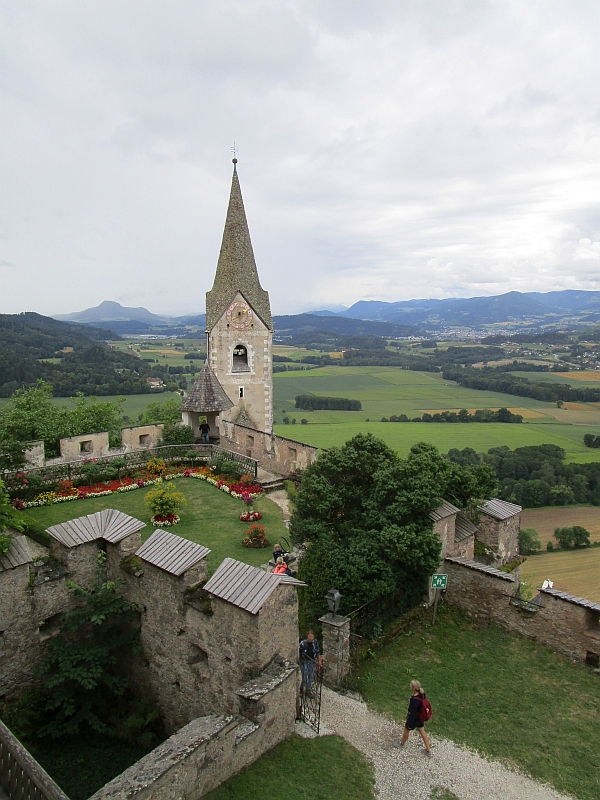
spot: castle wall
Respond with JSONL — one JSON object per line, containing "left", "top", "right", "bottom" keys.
{"left": 444, "top": 557, "right": 600, "bottom": 663}
{"left": 476, "top": 512, "right": 520, "bottom": 563}
{"left": 24, "top": 440, "right": 45, "bottom": 468}
{"left": 121, "top": 424, "right": 164, "bottom": 452}
{"left": 0, "top": 563, "right": 40, "bottom": 699}
{"left": 209, "top": 293, "right": 273, "bottom": 434}
{"left": 433, "top": 516, "right": 455, "bottom": 560}
{"left": 220, "top": 422, "right": 319, "bottom": 475}
{"left": 59, "top": 432, "right": 110, "bottom": 461}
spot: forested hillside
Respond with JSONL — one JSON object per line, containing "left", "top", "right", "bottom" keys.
{"left": 0, "top": 313, "right": 172, "bottom": 396}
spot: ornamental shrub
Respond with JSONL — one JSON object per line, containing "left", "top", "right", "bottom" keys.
{"left": 242, "top": 524, "right": 270, "bottom": 548}
{"left": 144, "top": 483, "right": 187, "bottom": 518}
{"left": 161, "top": 423, "right": 195, "bottom": 445}
{"left": 145, "top": 458, "right": 167, "bottom": 476}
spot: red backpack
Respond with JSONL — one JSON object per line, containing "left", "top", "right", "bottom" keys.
{"left": 418, "top": 694, "right": 433, "bottom": 723}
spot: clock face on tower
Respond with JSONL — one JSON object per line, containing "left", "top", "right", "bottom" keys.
{"left": 226, "top": 301, "right": 253, "bottom": 329}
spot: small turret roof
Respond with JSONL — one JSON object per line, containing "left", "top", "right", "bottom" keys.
{"left": 180, "top": 362, "right": 234, "bottom": 413}
{"left": 205, "top": 162, "right": 272, "bottom": 332}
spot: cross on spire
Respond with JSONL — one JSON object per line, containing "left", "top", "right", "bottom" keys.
{"left": 231, "top": 141, "right": 239, "bottom": 170}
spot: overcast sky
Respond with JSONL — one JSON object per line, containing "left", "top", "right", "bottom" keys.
{"left": 1, "top": 1, "right": 600, "bottom": 317}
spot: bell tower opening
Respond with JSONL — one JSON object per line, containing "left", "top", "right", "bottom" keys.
{"left": 232, "top": 345, "right": 249, "bottom": 373}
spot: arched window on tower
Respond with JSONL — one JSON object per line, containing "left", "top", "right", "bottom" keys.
{"left": 232, "top": 344, "right": 250, "bottom": 373}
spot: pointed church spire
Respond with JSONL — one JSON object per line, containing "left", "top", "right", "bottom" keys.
{"left": 205, "top": 160, "right": 273, "bottom": 331}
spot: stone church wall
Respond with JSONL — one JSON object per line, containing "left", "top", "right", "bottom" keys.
{"left": 220, "top": 422, "right": 319, "bottom": 475}
{"left": 444, "top": 557, "right": 600, "bottom": 663}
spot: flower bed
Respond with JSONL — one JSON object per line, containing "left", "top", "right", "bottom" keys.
{"left": 151, "top": 513, "right": 180, "bottom": 527}
{"left": 12, "top": 467, "right": 263, "bottom": 509}
{"left": 240, "top": 511, "right": 262, "bottom": 522}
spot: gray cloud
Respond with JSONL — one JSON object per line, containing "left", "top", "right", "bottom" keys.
{"left": 1, "top": 1, "right": 599, "bottom": 315}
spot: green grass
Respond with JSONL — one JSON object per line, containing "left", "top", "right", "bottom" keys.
{"left": 359, "top": 607, "right": 600, "bottom": 800}
{"left": 24, "top": 479, "right": 287, "bottom": 571}
{"left": 203, "top": 734, "right": 375, "bottom": 800}
{"left": 273, "top": 367, "right": 600, "bottom": 462}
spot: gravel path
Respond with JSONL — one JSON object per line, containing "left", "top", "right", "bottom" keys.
{"left": 316, "top": 688, "right": 571, "bottom": 800}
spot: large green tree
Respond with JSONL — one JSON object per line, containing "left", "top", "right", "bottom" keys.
{"left": 292, "top": 434, "right": 495, "bottom": 629}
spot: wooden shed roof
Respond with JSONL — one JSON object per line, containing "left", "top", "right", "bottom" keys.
{"left": 430, "top": 500, "right": 460, "bottom": 522}
{"left": 46, "top": 509, "right": 146, "bottom": 548}
{"left": 135, "top": 529, "right": 210, "bottom": 576}
{"left": 203, "top": 558, "right": 304, "bottom": 615}
{"left": 455, "top": 512, "right": 478, "bottom": 542}
{"left": 0, "top": 534, "right": 33, "bottom": 572}
{"left": 478, "top": 499, "right": 522, "bottom": 520}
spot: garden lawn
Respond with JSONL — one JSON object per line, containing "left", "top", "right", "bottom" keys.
{"left": 359, "top": 607, "right": 600, "bottom": 800}
{"left": 203, "top": 734, "right": 375, "bottom": 800}
{"left": 24, "top": 479, "right": 287, "bottom": 571}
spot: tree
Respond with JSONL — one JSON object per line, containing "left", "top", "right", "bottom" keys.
{"left": 0, "top": 430, "right": 26, "bottom": 472}
{"left": 291, "top": 435, "right": 492, "bottom": 629}
{"left": 37, "top": 552, "right": 139, "bottom": 737}
{"left": 519, "top": 527, "right": 542, "bottom": 555}
{"left": 554, "top": 525, "right": 591, "bottom": 549}
{"left": 144, "top": 483, "right": 187, "bottom": 518}
{"left": 161, "top": 423, "right": 195, "bottom": 445}
{"left": 138, "top": 398, "right": 183, "bottom": 426}
{"left": 0, "top": 478, "right": 24, "bottom": 554}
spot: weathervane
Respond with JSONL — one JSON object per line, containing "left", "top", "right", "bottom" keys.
{"left": 231, "top": 141, "right": 239, "bottom": 164}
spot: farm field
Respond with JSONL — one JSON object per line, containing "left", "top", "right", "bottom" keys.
{"left": 23, "top": 479, "right": 287, "bottom": 572}
{"left": 520, "top": 548, "right": 600, "bottom": 602}
{"left": 521, "top": 505, "right": 600, "bottom": 546}
{"left": 509, "top": 370, "right": 600, "bottom": 387}
{"left": 272, "top": 367, "right": 600, "bottom": 461}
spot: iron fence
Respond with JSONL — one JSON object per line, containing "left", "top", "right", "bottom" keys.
{"left": 3, "top": 443, "right": 259, "bottom": 496}
{"left": 298, "top": 655, "right": 323, "bottom": 733}
{"left": 0, "top": 719, "right": 70, "bottom": 800}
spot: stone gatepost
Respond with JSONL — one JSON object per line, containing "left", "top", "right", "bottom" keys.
{"left": 318, "top": 613, "right": 350, "bottom": 689}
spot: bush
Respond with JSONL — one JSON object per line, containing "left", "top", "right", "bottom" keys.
{"left": 161, "top": 424, "right": 195, "bottom": 445}
{"left": 144, "top": 483, "right": 187, "bottom": 518}
{"left": 145, "top": 458, "right": 167, "bottom": 476}
{"left": 242, "top": 524, "right": 270, "bottom": 548}
{"left": 300, "top": 419, "right": 308, "bottom": 425}
{"left": 547, "top": 541, "right": 554, "bottom": 551}
{"left": 211, "top": 458, "right": 242, "bottom": 481}
{"left": 554, "top": 525, "right": 591, "bottom": 549}
{"left": 519, "top": 528, "right": 542, "bottom": 555}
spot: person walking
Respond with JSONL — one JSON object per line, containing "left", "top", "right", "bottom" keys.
{"left": 393, "top": 679, "right": 432, "bottom": 755}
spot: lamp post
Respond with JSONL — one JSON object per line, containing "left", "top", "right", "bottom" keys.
{"left": 325, "top": 588, "right": 342, "bottom": 619}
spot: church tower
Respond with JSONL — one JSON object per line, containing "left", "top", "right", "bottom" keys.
{"left": 205, "top": 159, "right": 273, "bottom": 434}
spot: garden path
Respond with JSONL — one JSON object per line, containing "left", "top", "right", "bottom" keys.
{"left": 317, "top": 688, "right": 570, "bottom": 800}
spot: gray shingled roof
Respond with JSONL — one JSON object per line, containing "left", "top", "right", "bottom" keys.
{"left": 430, "top": 500, "right": 460, "bottom": 522}
{"left": 455, "top": 512, "right": 477, "bottom": 542}
{"left": 203, "top": 558, "right": 304, "bottom": 615}
{"left": 180, "top": 362, "right": 234, "bottom": 413}
{"left": 47, "top": 509, "right": 146, "bottom": 548}
{"left": 205, "top": 165, "right": 273, "bottom": 331}
{"left": 136, "top": 529, "right": 210, "bottom": 576}
{"left": 540, "top": 587, "right": 600, "bottom": 613}
{"left": 0, "top": 534, "right": 33, "bottom": 571}
{"left": 444, "top": 555, "right": 515, "bottom": 582}
{"left": 478, "top": 499, "right": 522, "bottom": 520}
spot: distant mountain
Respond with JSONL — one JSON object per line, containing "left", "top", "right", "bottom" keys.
{"left": 55, "top": 301, "right": 169, "bottom": 324}
{"left": 340, "top": 290, "right": 600, "bottom": 329}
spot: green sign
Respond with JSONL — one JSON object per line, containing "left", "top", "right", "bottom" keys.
{"left": 431, "top": 574, "right": 448, "bottom": 590}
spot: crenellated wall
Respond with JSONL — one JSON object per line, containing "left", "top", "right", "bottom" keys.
{"left": 220, "top": 421, "right": 319, "bottom": 475}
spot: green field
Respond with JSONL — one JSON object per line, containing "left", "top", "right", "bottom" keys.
{"left": 24, "top": 479, "right": 287, "bottom": 572}
{"left": 273, "top": 367, "right": 600, "bottom": 462}
{"left": 0, "top": 392, "right": 181, "bottom": 422}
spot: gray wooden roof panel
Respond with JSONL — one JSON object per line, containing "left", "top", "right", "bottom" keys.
{"left": 135, "top": 529, "right": 210, "bottom": 576}
{"left": 430, "top": 500, "right": 460, "bottom": 522}
{"left": 47, "top": 509, "right": 145, "bottom": 547}
{"left": 0, "top": 534, "right": 33, "bottom": 571}
{"left": 455, "top": 512, "right": 477, "bottom": 542}
{"left": 540, "top": 587, "right": 600, "bottom": 613}
{"left": 478, "top": 499, "right": 522, "bottom": 520}
{"left": 203, "top": 558, "right": 300, "bottom": 614}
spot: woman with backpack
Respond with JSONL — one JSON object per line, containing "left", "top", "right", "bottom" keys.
{"left": 393, "top": 679, "right": 432, "bottom": 755}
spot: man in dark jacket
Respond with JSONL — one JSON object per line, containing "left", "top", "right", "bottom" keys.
{"left": 299, "top": 630, "right": 323, "bottom": 692}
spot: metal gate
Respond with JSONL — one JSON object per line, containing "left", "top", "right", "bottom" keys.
{"left": 298, "top": 655, "right": 323, "bottom": 733}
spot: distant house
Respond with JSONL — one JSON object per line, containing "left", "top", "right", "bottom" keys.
{"left": 146, "top": 377, "right": 164, "bottom": 389}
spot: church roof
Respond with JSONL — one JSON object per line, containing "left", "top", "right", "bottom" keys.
{"left": 205, "top": 162, "right": 273, "bottom": 332}
{"left": 180, "top": 362, "right": 234, "bottom": 413}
